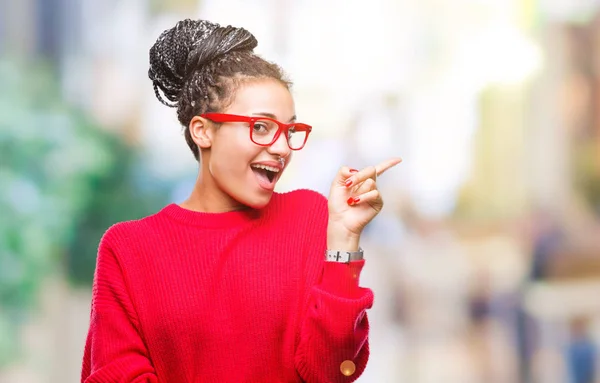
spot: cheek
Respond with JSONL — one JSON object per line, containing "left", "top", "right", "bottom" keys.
{"left": 210, "top": 134, "right": 258, "bottom": 177}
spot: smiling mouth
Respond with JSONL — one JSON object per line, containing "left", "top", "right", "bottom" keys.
{"left": 256, "top": 168, "right": 276, "bottom": 182}
{"left": 251, "top": 164, "right": 281, "bottom": 187}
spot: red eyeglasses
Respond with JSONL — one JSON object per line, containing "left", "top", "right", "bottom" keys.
{"left": 200, "top": 113, "right": 312, "bottom": 151}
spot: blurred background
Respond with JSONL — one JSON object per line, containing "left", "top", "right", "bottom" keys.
{"left": 1, "top": 0, "right": 600, "bottom": 382}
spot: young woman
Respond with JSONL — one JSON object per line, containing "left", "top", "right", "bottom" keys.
{"left": 81, "top": 19, "right": 401, "bottom": 383}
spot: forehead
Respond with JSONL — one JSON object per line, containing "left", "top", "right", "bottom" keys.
{"left": 225, "top": 79, "right": 295, "bottom": 120}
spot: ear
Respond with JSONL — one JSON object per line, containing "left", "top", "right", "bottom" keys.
{"left": 189, "top": 116, "right": 213, "bottom": 149}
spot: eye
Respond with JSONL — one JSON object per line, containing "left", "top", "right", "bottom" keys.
{"left": 252, "top": 121, "right": 269, "bottom": 134}
{"left": 287, "top": 126, "right": 296, "bottom": 138}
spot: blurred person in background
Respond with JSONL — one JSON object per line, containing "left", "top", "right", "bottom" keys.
{"left": 80, "top": 18, "right": 401, "bottom": 383}
{"left": 566, "top": 317, "right": 597, "bottom": 383}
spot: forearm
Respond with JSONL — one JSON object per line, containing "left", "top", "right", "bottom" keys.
{"left": 296, "top": 250, "right": 373, "bottom": 382}
{"left": 295, "top": 192, "right": 374, "bottom": 382}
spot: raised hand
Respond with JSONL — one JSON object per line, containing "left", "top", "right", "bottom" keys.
{"left": 327, "top": 158, "right": 402, "bottom": 250}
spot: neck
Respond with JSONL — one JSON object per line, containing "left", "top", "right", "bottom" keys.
{"left": 180, "top": 168, "right": 247, "bottom": 213}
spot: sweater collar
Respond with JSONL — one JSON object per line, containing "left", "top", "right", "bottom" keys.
{"left": 161, "top": 202, "right": 264, "bottom": 228}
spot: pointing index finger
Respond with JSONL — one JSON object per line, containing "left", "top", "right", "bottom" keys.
{"left": 375, "top": 157, "right": 402, "bottom": 177}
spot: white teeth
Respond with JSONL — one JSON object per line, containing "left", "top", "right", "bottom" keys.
{"left": 251, "top": 164, "right": 280, "bottom": 173}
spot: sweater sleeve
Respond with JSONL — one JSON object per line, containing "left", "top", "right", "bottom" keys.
{"left": 294, "top": 191, "right": 374, "bottom": 383}
{"left": 81, "top": 228, "right": 159, "bottom": 383}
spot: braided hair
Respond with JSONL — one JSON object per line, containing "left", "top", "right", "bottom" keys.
{"left": 148, "top": 19, "right": 291, "bottom": 161}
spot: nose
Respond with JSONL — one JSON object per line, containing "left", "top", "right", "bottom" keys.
{"left": 267, "top": 130, "right": 291, "bottom": 158}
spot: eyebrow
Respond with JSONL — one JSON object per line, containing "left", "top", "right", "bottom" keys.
{"left": 252, "top": 112, "right": 297, "bottom": 123}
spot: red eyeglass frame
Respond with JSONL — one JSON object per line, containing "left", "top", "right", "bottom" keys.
{"left": 200, "top": 113, "right": 313, "bottom": 150}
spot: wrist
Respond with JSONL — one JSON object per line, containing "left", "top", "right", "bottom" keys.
{"left": 327, "top": 223, "right": 360, "bottom": 251}
{"left": 325, "top": 248, "right": 364, "bottom": 263}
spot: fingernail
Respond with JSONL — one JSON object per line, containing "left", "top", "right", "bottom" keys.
{"left": 345, "top": 179, "right": 353, "bottom": 187}
{"left": 347, "top": 197, "right": 355, "bottom": 205}
{"left": 353, "top": 197, "right": 361, "bottom": 204}
{"left": 349, "top": 168, "right": 359, "bottom": 173}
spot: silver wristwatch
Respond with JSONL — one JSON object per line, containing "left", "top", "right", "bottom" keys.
{"left": 325, "top": 248, "right": 364, "bottom": 263}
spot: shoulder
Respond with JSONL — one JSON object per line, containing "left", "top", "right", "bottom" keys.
{"left": 271, "top": 189, "right": 329, "bottom": 227}
{"left": 98, "top": 208, "right": 165, "bottom": 254}
{"left": 274, "top": 190, "right": 328, "bottom": 250}
{"left": 275, "top": 188, "right": 328, "bottom": 210}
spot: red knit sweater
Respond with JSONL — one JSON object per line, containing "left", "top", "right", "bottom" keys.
{"left": 81, "top": 189, "right": 373, "bottom": 383}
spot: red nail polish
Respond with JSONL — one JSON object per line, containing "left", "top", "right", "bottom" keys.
{"left": 345, "top": 179, "right": 353, "bottom": 187}
{"left": 347, "top": 197, "right": 355, "bottom": 205}
{"left": 353, "top": 197, "right": 361, "bottom": 204}
{"left": 349, "top": 168, "right": 359, "bottom": 173}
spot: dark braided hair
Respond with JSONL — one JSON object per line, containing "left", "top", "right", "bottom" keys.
{"left": 148, "top": 19, "right": 291, "bottom": 161}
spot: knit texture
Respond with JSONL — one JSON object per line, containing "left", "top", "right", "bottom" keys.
{"left": 81, "top": 189, "right": 373, "bottom": 383}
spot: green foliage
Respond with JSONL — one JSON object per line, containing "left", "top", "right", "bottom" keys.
{"left": 573, "top": 140, "right": 600, "bottom": 215}
{"left": 0, "top": 58, "right": 169, "bottom": 366}
{"left": 65, "top": 143, "right": 170, "bottom": 285}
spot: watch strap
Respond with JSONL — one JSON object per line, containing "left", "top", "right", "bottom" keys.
{"left": 325, "top": 248, "right": 364, "bottom": 263}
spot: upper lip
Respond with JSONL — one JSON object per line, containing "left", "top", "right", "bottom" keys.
{"left": 250, "top": 161, "right": 284, "bottom": 171}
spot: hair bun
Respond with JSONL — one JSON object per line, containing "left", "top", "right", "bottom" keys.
{"left": 148, "top": 19, "right": 258, "bottom": 107}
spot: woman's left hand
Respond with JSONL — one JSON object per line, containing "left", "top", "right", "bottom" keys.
{"left": 327, "top": 157, "right": 402, "bottom": 248}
